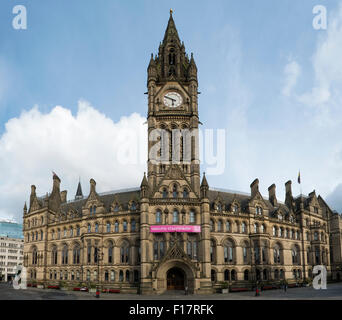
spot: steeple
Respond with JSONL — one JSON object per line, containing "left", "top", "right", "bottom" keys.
{"left": 162, "top": 9, "right": 181, "bottom": 47}
{"left": 75, "top": 180, "right": 83, "bottom": 200}
{"left": 148, "top": 10, "right": 195, "bottom": 83}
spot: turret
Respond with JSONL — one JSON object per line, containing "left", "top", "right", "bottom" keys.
{"left": 200, "top": 173, "right": 209, "bottom": 198}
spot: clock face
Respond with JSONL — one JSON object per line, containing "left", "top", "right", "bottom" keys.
{"left": 163, "top": 92, "right": 182, "bottom": 108}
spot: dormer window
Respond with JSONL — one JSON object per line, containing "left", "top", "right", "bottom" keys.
{"left": 314, "top": 207, "right": 318, "bottom": 214}
{"left": 256, "top": 206, "right": 263, "bottom": 215}
{"left": 162, "top": 188, "right": 168, "bottom": 199}
{"left": 131, "top": 202, "right": 136, "bottom": 211}
{"left": 233, "top": 205, "right": 238, "bottom": 213}
{"left": 278, "top": 213, "right": 283, "bottom": 221}
{"left": 183, "top": 188, "right": 189, "bottom": 198}
{"left": 290, "top": 216, "right": 294, "bottom": 223}
{"left": 217, "top": 203, "right": 222, "bottom": 212}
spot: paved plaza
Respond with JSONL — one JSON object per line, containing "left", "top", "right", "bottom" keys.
{"left": 0, "top": 282, "right": 341, "bottom": 300}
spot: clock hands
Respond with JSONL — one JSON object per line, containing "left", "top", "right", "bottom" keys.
{"left": 164, "top": 95, "right": 177, "bottom": 106}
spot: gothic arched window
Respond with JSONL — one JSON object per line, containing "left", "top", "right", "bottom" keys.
{"left": 156, "top": 210, "right": 162, "bottom": 224}
{"left": 173, "top": 209, "right": 179, "bottom": 224}
{"left": 73, "top": 244, "right": 80, "bottom": 264}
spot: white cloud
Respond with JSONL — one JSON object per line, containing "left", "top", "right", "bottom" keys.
{"left": 0, "top": 101, "right": 147, "bottom": 222}
{"left": 282, "top": 60, "right": 301, "bottom": 97}
{"left": 326, "top": 183, "right": 342, "bottom": 213}
{"left": 297, "top": 3, "right": 342, "bottom": 126}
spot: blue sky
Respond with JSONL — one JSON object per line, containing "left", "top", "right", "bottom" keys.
{"left": 0, "top": 0, "right": 342, "bottom": 221}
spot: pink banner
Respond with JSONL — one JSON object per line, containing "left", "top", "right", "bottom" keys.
{"left": 150, "top": 225, "right": 201, "bottom": 233}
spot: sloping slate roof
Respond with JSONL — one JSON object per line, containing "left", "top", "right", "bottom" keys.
{"left": 60, "top": 190, "right": 141, "bottom": 215}
{"left": 207, "top": 189, "right": 290, "bottom": 217}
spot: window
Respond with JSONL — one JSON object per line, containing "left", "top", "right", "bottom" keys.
{"left": 156, "top": 210, "right": 162, "bottom": 224}
{"left": 183, "top": 188, "right": 189, "bottom": 198}
{"left": 105, "top": 271, "right": 109, "bottom": 281}
{"left": 226, "top": 221, "right": 231, "bottom": 232}
{"left": 125, "top": 270, "right": 130, "bottom": 282}
{"left": 314, "top": 232, "right": 318, "bottom": 241}
{"left": 231, "top": 270, "right": 237, "bottom": 281}
{"left": 153, "top": 237, "right": 165, "bottom": 260}
{"left": 274, "top": 245, "right": 281, "bottom": 264}
{"left": 233, "top": 205, "right": 238, "bottom": 213}
{"left": 210, "top": 220, "right": 214, "bottom": 232}
{"left": 217, "top": 203, "right": 222, "bottom": 212}
{"left": 254, "top": 223, "right": 258, "bottom": 233}
{"left": 70, "top": 227, "right": 73, "bottom": 237}
{"left": 87, "top": 224, "right": 91, "bottom": 233}
{"left": 63, "top": 228, "right": 67, "bottom": 238}
{"left": 110, "top": 270, "right": 115, "bottom": 281}
{"left": 32, "top": 247, "right": 38, "bottom": 265}
{"left": 217, "top": 220, "right": 222, "bottom": 232}
{"left": 162, "top": 188, "right": 167, "bottom": 199}
{"left": 120, "top": 242, "right": 129, "bottom": 263}
{"left": 73, "top": 245, "right": 80, "bottom": 264}
{"left": 95, "top": 223, "right": 98, "bottom": 233}
{"left": 131, "top": 202, "right": 136, "bottom": 211}
{"left": 94, "top": 270, "right": 98, "bottom": 281}
{"left": 114, "top": 204, "right": 120, "bottom": 212}
{"left": 243, "top": 246, "right": 248, "bottom": 263}
{"left": 173, "top": 210, "right": 179, "bottom": 224}
{"left": 76, "top": 226, "right": 80, "bottom": 236}
{"left": 292, "top": 246, "right": 299, "bottom": 264}
{"left": 187, "top": 236, "right": 198, "bottom": 260}
{"left": 51, "top": 230, "right": 55, "bottom": 240}
{"left": 119, "top": 270, "right": 124, "bottom": 282}
{"left": 106, "top": 222, "right": 111, "bottom": 233}
{"left": 244, "top": 270, "right": 249, "bottom": 281}
{"left": 224, "top": 240, "right": 234, "bottom": 263}
{"left": 52, "top": 246, "right": 58, "bottom": 265}
{"left": 189, "top": 211, "right": 195, "bottom": 223}
{"left": 115, "top": 221, "right": 119, "bottom": 232}
{"left": 254, "top": 242, "right": 260, "bottom": 264}
{"left": 40, "top": 231, "right": 43, "bottom": 240}
{"left": 224, "top": 270, "right": 230, "bottom": 281}
{"left": 87, "top": 245, "right": 91, "bottom": 264}
{"left": 131, "top": 219, "right": 136, "bottom": 232}
{"left": 256, "top": 206, "right": 263, "bottom": 215}
{"left": 242, "top": 222, "right": 246, "bottom": 233}
{"left": 210, "top": 240, "right": 215, "bottom": 263}
{"left": 173, "top": 185, "right": 178, "bottom": 198}
{"left": 261, "top": 224, "right": 265, "bottom": 233}
{"left": 108, "top": 243, "right": 113, "bottom": 264}
{"left": 86, "top": 270, "right": 90, "bottom": 281}
{"left": 62, "top": 245, "right": 68, "bottom": 265}
{"left": 273, "top": 226, "right": 277, "bottom": 237}
{"left": 279, "top": 228, "right": 283, "bottom": 237}
{"left": 123, "top": 220, "right": 127, "bottom": 232}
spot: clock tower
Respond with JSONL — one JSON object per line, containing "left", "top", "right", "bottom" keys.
{"left": 147, "top": 10, "right": 200, "bottom": 195}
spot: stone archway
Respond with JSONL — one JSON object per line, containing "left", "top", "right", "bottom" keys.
{"left": 167, "top": 267, "right": 185, "bottom": 290}
{"left": 155, "top": 259, "right": 196, "bottom": 294}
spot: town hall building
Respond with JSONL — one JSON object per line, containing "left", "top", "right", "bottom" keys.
{"left": 22, "top": 11, "right": 342, "bottom": 294}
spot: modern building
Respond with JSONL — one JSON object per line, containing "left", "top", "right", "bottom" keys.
{"left": 22, "top": 11, "right": 342, "bottom": 294}
{"left": 0, "top": 236, "right": 24, "bottom": 282}
{"left": 0, "top": 219, "right": 24, "bottom": 239}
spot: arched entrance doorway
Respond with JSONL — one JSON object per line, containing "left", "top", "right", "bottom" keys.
{"left": 167, "top": 267, "right": 185, "bottom": 290}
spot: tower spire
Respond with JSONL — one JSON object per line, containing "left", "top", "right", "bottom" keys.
{"left": 75, "top": 179, "right": 83, "bottom": 200}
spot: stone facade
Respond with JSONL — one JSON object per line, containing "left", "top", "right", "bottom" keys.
{"left": 22, "top": 11, "right": 342, "bottom": 294}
